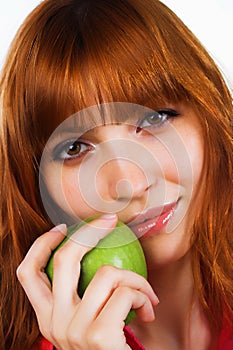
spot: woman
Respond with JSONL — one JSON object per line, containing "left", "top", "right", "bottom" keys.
{"left": 0, "top": 0, "right": 232, "bottom": 349}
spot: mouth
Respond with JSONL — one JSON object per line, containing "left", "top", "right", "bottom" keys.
{"left": 127, "top": 201, "right": 178, "bottom": 239}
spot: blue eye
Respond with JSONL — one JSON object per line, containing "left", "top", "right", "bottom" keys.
{"left": 137, "top": 109, "right": 179, "bottom": 131}
{"left": 52, "top": 139, "right": 94, "bottom": 161}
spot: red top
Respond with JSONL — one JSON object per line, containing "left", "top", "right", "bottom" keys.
{"left": 31, "top": 324, "right": 233, "bottom": 350}
{"left": 31, "top": 327, "right": 145, "bottom": 350}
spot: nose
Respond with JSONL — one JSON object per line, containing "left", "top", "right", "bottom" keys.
{"left": 97, "top": 157, "right": 150, "bottom": 201}
{"left": 77, "top": 128, "right": 158, "bottom": 214}
{"left": 93, "top": 133, "right": 159, "bottom": 211}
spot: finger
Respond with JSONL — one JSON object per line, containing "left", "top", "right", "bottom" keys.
{"left": 74, "top": 265, "right": 158, "bottom": 326}
{"left": 16, "top": 224, "right": 67, "bottom": 314}
{"left": 67, "top": 324, "right": 131, "bottom": 350}
{"left": 94, "top": 286, "right": 155, "bottom": 329}
{"left": 50, "top": 215, "right": 118, "bottom": 339}
{"left": 74, "top": 287, "right": 154, "bottom": 350}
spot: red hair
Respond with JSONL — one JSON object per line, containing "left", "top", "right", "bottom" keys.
{"left": 0, "top": 0, "right": 232, "bottom": 348}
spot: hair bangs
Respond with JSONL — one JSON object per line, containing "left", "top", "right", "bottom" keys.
{"left": 25, "top": 0, "right": 193, "bottom": 145}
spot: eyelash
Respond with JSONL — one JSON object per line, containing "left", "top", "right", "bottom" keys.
{"left": 52, "top": 140, "right": 94, "bottom": 162}
{"left": 136, "top": 108, "right": 180, "bottom": 132}
{"left": 52, "top": 108, "right": 180, "bottom": 161}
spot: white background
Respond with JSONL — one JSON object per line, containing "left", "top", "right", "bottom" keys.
{"left": 0, "top": 0, "right": 233, "bottom": 87}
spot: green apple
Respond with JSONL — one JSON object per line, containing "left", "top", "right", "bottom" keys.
{"left": 45, "top": 218, "right": 147, "bottom": 324}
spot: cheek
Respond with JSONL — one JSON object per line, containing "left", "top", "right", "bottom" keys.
{"left": 44, "top": 166, "right": 94, "bottom": 221}
{"left": 183, "top": 130, "right": 204, "bottom": 191}
{"left": 158, "top": 151, "right": 180, "bottom": 184}
{"left": 159, "top": 124, "right": 204, "bottom": 192}
{"left": 62, "top": 169, "right": 98, "bottom": 219}
{"left": 146, "top": 125, "right": 199, "bottom": 189}
{"left": 147, "top": 138, "right": 180, "bottom": 184}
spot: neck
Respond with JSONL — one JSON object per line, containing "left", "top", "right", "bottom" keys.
{"left": 130, "top": 253, "right": 214, "bottom": 349}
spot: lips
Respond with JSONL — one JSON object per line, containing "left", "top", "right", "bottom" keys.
{"left": 128, "top": 202, "right": 178, "bottom": 239}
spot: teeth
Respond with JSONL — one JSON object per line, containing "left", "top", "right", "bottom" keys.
{"left": 138, "top": 221, "right": 156, "bottom": 233}
{"left": 162, "top": 208, "right": 175, "bottom": 224}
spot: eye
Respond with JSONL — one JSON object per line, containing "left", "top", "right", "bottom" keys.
{"left": 52, "top": 139, "right": 94, "bottom": 161}
{"left": 136, "top": 108, "right": 180, "bottom": 132}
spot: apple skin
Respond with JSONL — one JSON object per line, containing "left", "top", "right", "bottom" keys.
{"left": 45, "top": 219, "right": 147, "bottom": 324}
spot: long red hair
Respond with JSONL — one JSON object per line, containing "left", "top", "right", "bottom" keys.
{"left": 0, "top": 0, "right": 232, "bottom": 348}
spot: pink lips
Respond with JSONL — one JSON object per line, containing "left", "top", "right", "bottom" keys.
{"left": 128, "top": 202, "right": 177, "bottom": 239}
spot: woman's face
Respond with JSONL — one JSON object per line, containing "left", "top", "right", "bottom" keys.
{"left": 40, "top": 102, "right": 204, "bottom": 268}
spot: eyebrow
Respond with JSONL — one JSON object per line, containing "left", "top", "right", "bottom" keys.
{"left": 48, "top": 126, "right": 97, "bottom": 145}
{"left": 47, "top": 101, "right": 159, "bottom": 147}
{"left": 51, "top": 113, "right": 102, "bottom": 136}
{"left": 55, "top": 126, "right": 89, "bottom": 134}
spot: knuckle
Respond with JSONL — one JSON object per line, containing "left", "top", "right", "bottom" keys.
{"left": 34, "top": 234, "right": 46, "bottom": 245}
{"left": 32, "top": 234, "right": 50, "bottom": 249}
{"left": 67, "top": 329, "right": 83, "bottom": 348}
{"left": 16, "top": 262, "right": 31, "bottom": 283}
{"left": 36, "top": 321, "right": 54, "bottom": 344}
{"left": 38, "top": 325, "right": 52, "bottom": 344}
{"left": 87, "top": 324, "right": 105, "bottom": 349}
{"left": 95, "top": 264, "right": 119, "bottom": 280}
{"left": 52, "top": 248, "right": 66, "bottom": 269}
{"left": 49, "top": 325, "right": 65, "bottom": 347}
{"left": 48, "top": 324, "right": 56, "bottom": 340}
{"left": 114, "top": 285, "right": 131, "bottom": 298}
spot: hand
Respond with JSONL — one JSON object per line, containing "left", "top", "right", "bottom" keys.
{"left": 17, "top": 215, "right": 159, "bottom": 350}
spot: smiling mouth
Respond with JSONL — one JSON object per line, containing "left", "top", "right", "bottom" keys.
{"left": 127, "top": 201, "right": 178, "bottom": 239}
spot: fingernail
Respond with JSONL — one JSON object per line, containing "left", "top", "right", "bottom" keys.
{"left": 153, "top": 295, "right": 160, "bottom": 306}
{"left": 100, "top": 213, "right": 117, "bottom": 220}
{"left": 50, "top": 223, "right": 67, "bottom": 233}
